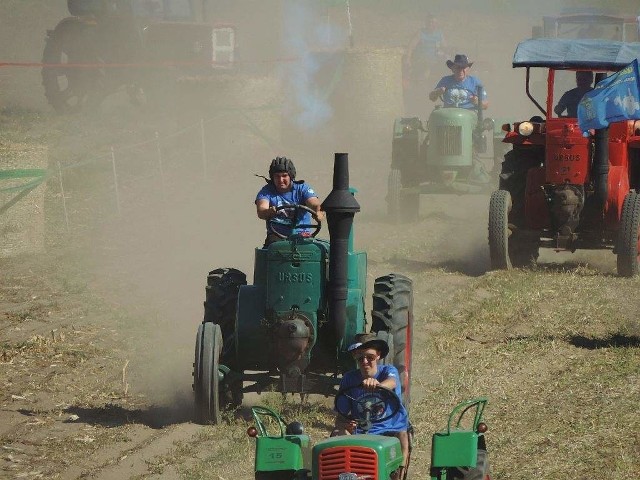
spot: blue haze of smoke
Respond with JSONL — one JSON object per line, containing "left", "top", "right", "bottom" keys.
{"left": 282, "top": 1, "right": 348, "bottom": 131}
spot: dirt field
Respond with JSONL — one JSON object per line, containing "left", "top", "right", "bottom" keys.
{"left": 1, "top": 1, "right": 639, "bottom": 479}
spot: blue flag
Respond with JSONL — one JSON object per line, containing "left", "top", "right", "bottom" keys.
{"left": 577, "top": 59, "right": 640, "bottom": 133}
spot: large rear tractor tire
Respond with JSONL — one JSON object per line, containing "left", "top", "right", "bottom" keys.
{"left": 204, "top": 267, "right": 246, "bottom": 339}
{"left": 488, "top": 190, "right": 512, "bottom": 270}
{"left": 371, "top": 273, "right": 414, "bottom": 409}
{"left": 203, "top": 267, "right": 246, "bottom": 407}
{"left": 617, "top": 191, "right": 640, "bottom": 277}
{"left": 194, "top": 322, "right": 223, "bottom": 424}
{"left": 42, "top": 18, "right": 103, "bottom": 113}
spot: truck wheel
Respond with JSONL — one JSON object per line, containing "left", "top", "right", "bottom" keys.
{"left": 194, "top": 322, "right": 223, "bottom": 424}
{"left": 455, "top": 449, "right": 491, "bottom": 480}
{"left": 617, "top": 191, "right": 640, "bottom": 277}
{"left": 41, "top": 18, "right": 101, "bottom": 113}
{"left": 488, "top": 190, "right": 512, "bottom": 270}
{"left": 371, "top": 273, "right": 414, "bottom": 409}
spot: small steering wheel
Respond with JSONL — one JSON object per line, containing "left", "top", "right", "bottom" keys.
{"left": 442, "top": 87, "right": 474, "bottom": 108}
{"left": 335, "top": 385, "right": 402, "bottom": 433}
{"left": 268, "top": 204, "right": 322, "bottom": 239}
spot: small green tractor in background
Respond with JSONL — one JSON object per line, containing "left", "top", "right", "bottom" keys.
{"left": 42, "top": 0, "right": 235, "bottom": 112}
{"left": 388, "top": 86, "right": 501, "bottom": 222}
{"left": 246, "top": 395, "right": 491, "bottom": 480}
{"left": 193, "top": 153, "right": 414, "bottom": 424}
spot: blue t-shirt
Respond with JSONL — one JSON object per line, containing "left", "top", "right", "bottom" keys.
{"left": 255, "top": 182, "right": 318, "bottom": 236}
{"left": 435, "top": 74, "right": 486, "bottom": 109}
{"left": 412, "top": 30, "right": 444, "bottom": 67}
{"left": 554, "top": 87, "right": 593, "bottom": 117}
{"left": 336, "top": 364, "right": 409, "bottom": 434}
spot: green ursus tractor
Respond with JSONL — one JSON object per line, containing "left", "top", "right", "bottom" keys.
{"left": 388, "top": 86, "right": 499, "bottom": 222}
{"left": 193, "top": 153, "right": 414, "bottom": 424}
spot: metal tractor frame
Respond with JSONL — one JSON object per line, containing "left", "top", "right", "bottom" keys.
{"left": 532, "top": 10, "right": 640, "bottom": 42}
{"left": 193, "top": 153, "right": 414, "bottom": 424}
{"left": 489, "top": 38, "right": 640, "bottom": 276}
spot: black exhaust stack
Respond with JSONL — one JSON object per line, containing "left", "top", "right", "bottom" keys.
{"left": 322, "top": 153, "right": 360, "bottom": 345}
{"left": 592, "top": 72, "right": 609, "bottom": 215}
{"left": 593, "top": 127, "right": 609, "bottom": 213}
{"left": 473, "top": 85, "right": 487, "bottom": 153}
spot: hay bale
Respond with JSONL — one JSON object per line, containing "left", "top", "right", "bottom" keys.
{"left": 333, "top": 47, "right": 404, "bottom": 143}
{"left": 0, "top": 144, "right": 48, "bottom": 257}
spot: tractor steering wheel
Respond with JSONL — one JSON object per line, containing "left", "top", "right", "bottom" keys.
{"left": 441, "top": 87, "right": 475, "bottom": 108}
{"left": 267, "top": 204, "right": 322, "bottom": 239}
{"left": 334, "top": 385, "right": 402, "bottom": 433}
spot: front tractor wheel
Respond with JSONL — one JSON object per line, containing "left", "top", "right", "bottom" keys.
{"left": 194, "top": 322, "right": 223, "bottom": 424}
{"left": 371, "top": 273, "right": 414, "bottom": 409}
{"left": 488, "top": 190, "right": 512, "bottom": 270}
{"left": 387, "top": 169, "right": 419, "bottom": 223}
{"left": 616, "top": 191, "right": 640, "bottom": 277}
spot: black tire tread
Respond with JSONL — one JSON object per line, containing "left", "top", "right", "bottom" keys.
{"left": 617, "top": 191, "right": 640, "bottom": 277}
{"left": 488, "top": 190, "right": 511, "bottom": 270}
{"left": 204, "top": 267, "right": 247, "bottom": 338}
{"left": 371, "top": 273, "right": 414, "bottom": 407}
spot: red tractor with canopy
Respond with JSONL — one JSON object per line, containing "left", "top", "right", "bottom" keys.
{"left": 489, "top": 38, "right": 640, "bottom": 276}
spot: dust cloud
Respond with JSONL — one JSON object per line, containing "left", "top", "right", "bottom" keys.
{"left": 0, "top": 0, "right": 636, "bottom": 416}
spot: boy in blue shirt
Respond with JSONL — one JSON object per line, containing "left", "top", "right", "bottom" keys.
{"left": 255, "top": 157, "right": 323, "bottom": 246}
{"left": 429, "top": 54, "right": 488, "bottom": 110}
{"left": 333, "top": 335, "right": 410, "bottom": 480}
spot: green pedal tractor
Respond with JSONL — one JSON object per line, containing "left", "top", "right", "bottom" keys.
{"left": 247, "top": 395, "right": 491, "bottom": 480}
{"left": 192, "top": 153, "right": 414, "bottom": 424}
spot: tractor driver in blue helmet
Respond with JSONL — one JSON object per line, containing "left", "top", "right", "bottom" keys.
{"left": 256, "top": 156, "right": 324, "bottom": 246}
{"left": 429, "top": 53, "right": 488, "bottom": 110}
{"left": 333, "top": 334, "right": 410, "bottom": 480}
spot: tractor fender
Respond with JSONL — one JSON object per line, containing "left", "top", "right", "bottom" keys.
{"left": 605, "top": 165, "right": 629, "bottom": 227}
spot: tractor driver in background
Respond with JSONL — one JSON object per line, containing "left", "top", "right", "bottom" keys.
{"left": 332, "top": 335, "right": 410, "bottom": 480}
{"left": 256, "top": 156, "right": 324, "bottom": 247}
{"left": 554, "top": 71, "right": 594, "bottom": 118}
{"left": 429, "top": 53, "right": 488, "bottom": 110}
{"left": 404, "top": 14, "right": 448, "bottom": 116}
